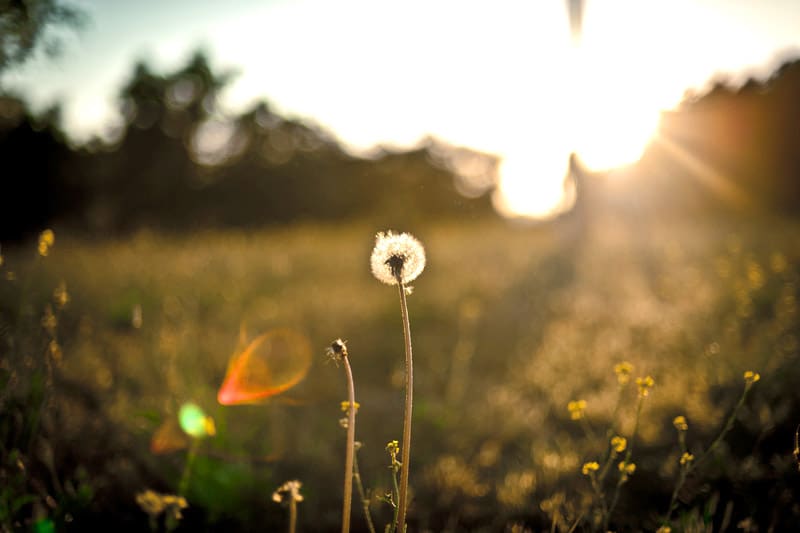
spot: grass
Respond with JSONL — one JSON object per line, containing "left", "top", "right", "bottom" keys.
{"left": 1, "top": 211, "right": 799, "bottom": 531}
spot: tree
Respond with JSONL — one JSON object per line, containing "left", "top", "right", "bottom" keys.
{"left": 0, "top": 0, "right": 85, "bottom": 74}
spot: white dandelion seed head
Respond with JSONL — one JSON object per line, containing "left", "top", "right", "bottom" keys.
{"left": 370, "top": 230, "right": 426, "bottom": 285}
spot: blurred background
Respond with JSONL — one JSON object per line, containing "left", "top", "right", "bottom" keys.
{"left": 1, "top": 1, "right": 799, "bottom": 531}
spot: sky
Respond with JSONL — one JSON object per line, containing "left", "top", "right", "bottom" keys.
{"left": 4, "top": 0, "right": 800, "bottom": 219}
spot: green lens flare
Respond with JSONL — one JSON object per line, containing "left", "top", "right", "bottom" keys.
{"left": 179, "top": 403, "right": 208, "bottom": 438}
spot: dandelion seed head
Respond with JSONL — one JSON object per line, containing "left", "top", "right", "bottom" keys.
{"left": 272, "top": 480, "right": 304, "bottom": 504}
{"left": 370, "top": 231, "right": 426, "bottom": 285}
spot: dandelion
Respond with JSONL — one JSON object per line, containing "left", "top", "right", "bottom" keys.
{"left": 614, "top": 361, "right": 633, "bottom": 385}
{"left": 370, "top": 231, "right": 426, "bottom": 286}
{"left": 567, "top": 399, "right": 587, "bottom": 420}
{"left": 273, "top": 480, "right": 304, "bottom": 533}
{"left": 673, "top": 415, "right": 688, "bottom": 432}
{"left": 38, "top": 229, "right": 55, "bottom": 257}
{"left": 611, "top": 436, "right": 627, "bottom": 454}
{"left": 743, "top": 370, "right": 760, "bottom": 386}
{"left": 582, "top": 461, "right": 600, "bottom": 476}
{"left": 679, "top": 452, "right": 694, "bottom": 466}
{"left": 371, "top": 230, "right": 425, "bottom": 532}
{"left": 635, "top": 375, "right": 655, "bottom": 397}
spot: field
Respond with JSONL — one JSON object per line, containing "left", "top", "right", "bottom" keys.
{"left": 2, "top": 209, "right": 799, "bottom": 532}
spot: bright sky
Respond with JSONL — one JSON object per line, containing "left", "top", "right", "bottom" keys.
{"left": 4, "top": 0, "right": 800, "bottom": 219}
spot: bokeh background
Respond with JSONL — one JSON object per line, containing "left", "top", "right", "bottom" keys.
{"left": 1, "top": 1, "right": 800, "bottom": 531}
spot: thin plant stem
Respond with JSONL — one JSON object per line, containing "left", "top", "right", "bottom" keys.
{"left": 395, "top": 280, "right": 413, "bottom": 532}
{"left": 179, "top": 438, "right": 200, "bottom": 496}
{"left": 341, "top": 355, "right": 357, "bottom": 533}
{"left": 289, "top": 498, "right": 297, "bottom": 533}
{"left": 663, "top": 383, "right": 753, "bottom": 525}
{"left": 604, "top": 394, "right": 644, "bottom": 531}
{"left": 353, "top": 451, "right": 377, "bottom": 533}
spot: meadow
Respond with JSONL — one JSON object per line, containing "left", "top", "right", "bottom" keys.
{"left": 2, "top": 208, "right": 799, "bottom": 532}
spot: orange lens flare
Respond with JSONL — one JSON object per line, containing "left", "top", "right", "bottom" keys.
{"left": 150, "top": 418, "right": 190, "bottom": 454}
{"left": 217, "top": 329, "right": 312, "bottom": 406}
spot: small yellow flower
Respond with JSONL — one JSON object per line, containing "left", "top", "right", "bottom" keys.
{"left": 614, "top": 361, "right": 633, "bottom": 384}
{"left": 41, "top": 304, "right": 57, "bottom": 334}
{"left": 611, "top": 436, "right": 627, "bottom": 453}
{"left": 679, "top": 452, "right": 694, "bottom": 466}
{"left": 743, "top": 371, "right": 760, "bottom": 386}
{"left": 656, "top": 526, "right": 672, "bottom": 533}
{"left": 48, "top": 340, "right": 63, "bottom": 364}
{"left": 38, "top": 229, "right": 55, "bottom": 257}
{"left": 340, "top": 400, "right": 361, "bottom": 413}
{"left": 581, "top": 461, "right": 600, "bottom": 476}
{"left": 636, "top": 375, "right": 655, "bottom": 397}
{"left": 567, "top": 399, "right": 587, "bottom": 420}
{"left": 618, "top": 461, "right": 636, "bottom": 475}
{"left": 53, "top": 281, "right": 70, "bottom": 309}
{"left": 673, "top": 415, "right": 688, "bottom": 431}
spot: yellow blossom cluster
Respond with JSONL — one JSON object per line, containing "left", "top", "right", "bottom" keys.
{"left": 567, "top": 399, "right": 587, "bottom": 420}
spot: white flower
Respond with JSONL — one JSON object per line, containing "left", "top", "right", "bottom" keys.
{"left": 370, "top": 231, "right": 426, "bottom": 285}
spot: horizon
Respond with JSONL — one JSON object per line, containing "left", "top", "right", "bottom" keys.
{"left": 3, "top": 0, "right": 800, "bottom": 219}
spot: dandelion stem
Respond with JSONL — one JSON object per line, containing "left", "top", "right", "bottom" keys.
{"left": 341, "top": 355, "right": 357, "bottom": 533}
{"left": 289, "top": 497, "right": 297, "bottom": 533}
{"left": 395, "top": 280, "right": 413, "bottom": 532}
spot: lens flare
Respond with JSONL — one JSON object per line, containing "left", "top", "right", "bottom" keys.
{"left": 150, "top": 418, "right": 190, "bottom": 454}
{"left": 217, "top": 329, "right": 312, "bottom": 406}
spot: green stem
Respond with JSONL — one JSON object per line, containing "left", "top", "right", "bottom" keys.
{"left": 662, "top": 384, "right": 753, "bottom": 525}
{"left": 341, "top": 356, "right": 356, "bottom": 533}
{"left": 395, "top": 281, "right": 413, "bottom": 532}
{"left": 604, "top": 394, "right": 644, "bottom": 531}
{"left": 353, "top": 451, "right": 377, "bottom": 533}
{"left": 179, "top": 438, "right": 200, "bottom": 496}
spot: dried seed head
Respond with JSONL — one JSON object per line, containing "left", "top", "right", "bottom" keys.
{"left": 370, "top": 231, "right": 426, "bottom": 285}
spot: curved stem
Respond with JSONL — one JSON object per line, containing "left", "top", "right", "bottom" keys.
{"left": 341, "top": 356, "right": 356, "bottom": 533}
{"left": 395, "top": 281, "right": 413, "bottom": 532}
{"left": 179, "top": 438, "right": 200, "bottom": 497}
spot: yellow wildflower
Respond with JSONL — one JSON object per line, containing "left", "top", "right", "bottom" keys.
{"left": 53, "top": 281, "right": 70, "bottom": 309}
{"left": 618, "top": 461, "right": 636, "bottom": 476}
{"left": 636, "top": 375, "right": 655, "bottom": 397}
{"left": 673, "top": 415, "right": 688, "bottom": 431}
{"left": 611, "top": 436, "right": 627, "bottom": 453}
{"left": 581, "top": 461, "right": 600, "bottom": 476}
{"left": 38, "top": 229, "right": 55, "bottom": 257}
{"left": 680, "top": 452, "right": 694, "bottom": 466}
{"left": 656, "top": 526, "right": 672, "bottom": 533}
{"left": 340, "top": 401, "right": 361, "bottom": 413}
{"left": 567, "top": 399, "right": 587, "bottom": 420}
{"left": 743, "top": 371, "right": 760, "bottom": 386}
{"left": 614, "top": 361, "right": 633, "bottom": 385}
